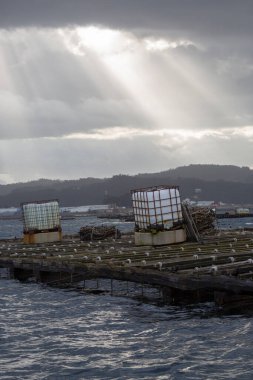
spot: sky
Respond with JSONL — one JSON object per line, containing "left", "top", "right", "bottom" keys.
{"left": 0, "top": 0, "right": 253, "bottom": 183}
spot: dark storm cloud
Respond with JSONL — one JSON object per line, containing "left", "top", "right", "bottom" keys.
{"left": 0, "top": 0, "right": 253, "bottom": 38}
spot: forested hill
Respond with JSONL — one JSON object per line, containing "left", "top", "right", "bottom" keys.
{"left": 1, "top": 165, "right": 253, "bottom": 207}
{"left": 140, "top": 164, "right": 253, "bottom": 183}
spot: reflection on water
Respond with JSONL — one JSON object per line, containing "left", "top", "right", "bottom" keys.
{"left": 1, "top": 214, "right": 253, "bottom": 378}
{"left": 1, "top": 280, "right": 253, "bottom": 379}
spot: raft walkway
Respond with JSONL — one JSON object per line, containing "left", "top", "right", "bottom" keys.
{"left": 1, "top": 232, "right": 253, "bottom": 311}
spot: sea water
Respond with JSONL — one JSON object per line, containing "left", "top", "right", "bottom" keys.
{"left": 0, "top": 215, "right": 134, "bottom": 240}
{"left": 1, "top": 280, "right": 253, "bottom": 380}
{"left": 1, "top": 212, "right": 253, "bottom": 379}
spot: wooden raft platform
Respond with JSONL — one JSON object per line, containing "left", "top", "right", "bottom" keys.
{"left": 1, "top": 232, "right": 253, "bottom": 311}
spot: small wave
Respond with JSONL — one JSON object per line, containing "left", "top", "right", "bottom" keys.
{"left": 1, "top": 280, "right": 253, "bottom": 379}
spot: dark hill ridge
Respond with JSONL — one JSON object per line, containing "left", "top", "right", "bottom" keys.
{"left": 140, "top": 164, "right": 253, "bottom": 183}
{"left": 1, "top": 165, "right": 253, "bottom": 207}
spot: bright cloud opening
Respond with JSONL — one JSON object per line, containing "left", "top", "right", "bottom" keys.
{"left": 59, "top": 26, "right": 136, "bottom": 57}
{"left": 144, "top": 38, "right": 195, "bottom": 51}
{"left": 1, "top": 21, "right": 253, "bottom": 182}
{"left": 62, "top": 125, "right": 253, "bottom": 142}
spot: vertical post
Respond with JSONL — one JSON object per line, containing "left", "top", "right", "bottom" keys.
{"left": 111, "top": 279, "right": 113, "bottom": 295}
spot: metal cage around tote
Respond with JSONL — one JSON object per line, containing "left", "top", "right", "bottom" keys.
{"left": 21, "top": 199, "right": 61, "bottom": 233}
{"left": 131, "top": 185, "right": 183, "bottom": 231}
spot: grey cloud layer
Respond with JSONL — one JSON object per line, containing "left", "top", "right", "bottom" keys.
{"left": 1, "top": 26, "right": 253, "bottom": 141}
{"left": 1, "top": 132, "right": 252, "bottom": 183}
{"left": 0, "top": 0, "right": 253, "bottom": 38}
{"left": 0, "top": 1, "right": 253, "bottom": 182}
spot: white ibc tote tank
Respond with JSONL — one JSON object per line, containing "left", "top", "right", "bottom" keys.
{"left": 131, "top": 186, "right": 183, "bottom": 230}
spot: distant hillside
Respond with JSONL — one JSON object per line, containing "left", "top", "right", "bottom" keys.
{"left": 141, "top": 164, "right": 253, "bottom": 183}
{"left": 1, "top": 165, "right": 253, "bottom": 207}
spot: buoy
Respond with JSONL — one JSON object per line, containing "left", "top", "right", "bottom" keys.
{"left": 211, "top": 265, "right": 218, "bottom": 273}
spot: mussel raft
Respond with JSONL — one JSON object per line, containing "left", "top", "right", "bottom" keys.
{"left": 1, "top": 230, "right": 253, "bottom": 312}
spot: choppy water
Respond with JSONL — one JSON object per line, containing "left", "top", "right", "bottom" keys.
{"left": 1, "top": 280, "right": 253, "bottom": 380}
{"left": 1, "top": 215, "right": 253, "bottom": 379}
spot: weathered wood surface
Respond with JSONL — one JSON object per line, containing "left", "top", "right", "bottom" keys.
{"left": 1, "top": 232, "right": 253, "bottom": 295}
{"left": 190, "top": 206, "right": 216, "bottom": 236}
